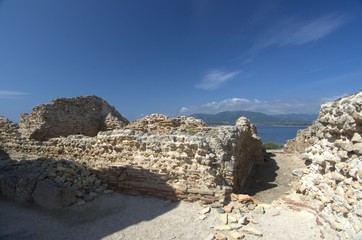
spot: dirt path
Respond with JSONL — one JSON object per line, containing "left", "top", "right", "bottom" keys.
{"left": 0, "top": 151, "right": 337, "bottom": 240}
{"left": 242, "top": 150, "right": 306, "bottom": 203}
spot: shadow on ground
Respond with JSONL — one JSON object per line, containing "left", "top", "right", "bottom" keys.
{"left": 0, "top": 151, "right": 179, "bottom": 240}
{"left": 240, "top": 152, "right": 279, "bottom": 200}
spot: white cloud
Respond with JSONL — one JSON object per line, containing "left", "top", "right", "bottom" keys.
{"left": 254, "top": 14, "right": 349, "bottom": 49}
{"left": 0, "top": 91, "right": 29, "bottom": 99}
{"left": 195, "top": 70, "right": 239, "bottom": 90}
{"left": 179, "top": 97, "right": 337, "bottom": 115}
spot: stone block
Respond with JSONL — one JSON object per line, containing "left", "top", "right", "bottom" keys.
{"left": 33, "top": 180, "right": 76, "bottom": 210}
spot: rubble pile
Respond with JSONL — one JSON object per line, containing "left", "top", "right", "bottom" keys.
{"left": 0, "top": 157, "right": 111, "bottom": 209}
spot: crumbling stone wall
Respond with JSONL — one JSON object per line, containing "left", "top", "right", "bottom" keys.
{"left": 18, "top": 96, "right": 129, "bottom": 141}
{"left": 285, "top": 90, "right": 362, "bottom": 239}
{"left": 1, "top": 112, "right": 264, "bottom": 205}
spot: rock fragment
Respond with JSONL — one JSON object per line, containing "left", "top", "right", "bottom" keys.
{"left": 218, "top": 214, "right": 228, "bottom": 224}
{"left": 229, "top": 230, "right": 245, "bottom": 239}
{"left": 241, "top": 226, "right": 263, "bottom": 237}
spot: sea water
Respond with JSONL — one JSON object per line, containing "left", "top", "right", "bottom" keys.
{"left": 256, "top": 125, "right": 306, "bottom": 145}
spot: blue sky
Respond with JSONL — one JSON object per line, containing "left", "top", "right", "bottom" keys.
{"left": 1, "top": 0, "right": 362, "bottom": 121}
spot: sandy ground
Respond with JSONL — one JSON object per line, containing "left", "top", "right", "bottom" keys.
{"left": 0, "top": 151, "right": 336, "bottom": 240}
{"left": 0, "top": 193, "right": 218, "bottom": 240}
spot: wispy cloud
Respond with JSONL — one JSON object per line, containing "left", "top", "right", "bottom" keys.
{"left": 254, "top": 14, "right": 349, "bottom": 50}
{"left": 179, "top": 97, "right": 338, "bottom": 115}
{"left": 235, "top": 13, "right": 350, "bottom": 65}
{"left": 0, "top": 91, "right": 29, "bottom": 99}
{"left": 306, "top": 57, "right": 362, "bottom": 73}
{"left": 195, "top": 70, "right": 240, "bottom": 90}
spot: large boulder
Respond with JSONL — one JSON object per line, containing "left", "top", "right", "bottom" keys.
{"left": 19, "top": 96, "right": 129, "bottom": 141}
{"left": 0, "top": 161, "right": 41, "bottom": 204}
{"left": 33, "top": 180, "right": 76, "bottom": 210}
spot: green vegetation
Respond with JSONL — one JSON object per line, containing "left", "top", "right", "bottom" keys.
{"left": 263, "top": 142, "right": 282, "bottom": 150}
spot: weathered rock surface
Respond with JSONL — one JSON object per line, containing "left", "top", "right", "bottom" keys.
{"left": 285, "top": 90, "right": 362, "bottom": 239}
{"left": 1, "top": 102, "right": 264, "bottom": 205}
{"left": 33, "top": 180, "right": 77, "bottom": 209}
{"left": 0, "top": 157, "right": 108, "bottom": 209}
{"left": 18, "top": 96, "right": 129, "bottom": 140}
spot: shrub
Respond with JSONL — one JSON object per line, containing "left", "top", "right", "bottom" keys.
{"left": 263, "top": 142, "right": 282, "bottom": 150}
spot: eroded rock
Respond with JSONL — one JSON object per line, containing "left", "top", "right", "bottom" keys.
{"left": 18, "top": 96, "right": 129, "bottom": 141}
{"left": 285, "top": 90, "right": 362, "bottom": 239}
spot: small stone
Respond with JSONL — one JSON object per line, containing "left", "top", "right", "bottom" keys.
{"left": 229, "top": 230, "right": 244, "bottom": 239}
{"left": 76, "top": 200, "right": 86, "bottom": 206}
{"left": 199, "top": 214, "right": 207, "bottom": 220}
{"left": 352, "top": 133, "right": 362, "bottom": 143}
{"left": 230, "top": 223, "right": 243, "bottom": 229}
{"left": 356, "top": 169, "right": 362, "bottom": 180}
{"left": 248, "top": 217, "right": 258, "bottom": 224}
{"left": 241, "top": 226, "right": 263, "bottom": 237}
{"left": 103, "top": 189, "right": 113, "bottom": 194}
{"left": 47, "top": 171, "right": 57, "bottom": 178}
{"left": 224, "top": 203, "right": 234, "bottom": 213}
{"left": 53, "top": 176, "right": 65, "bottom": 185}
{"left": 95, "top": 179, "right": 102, "bottom": 186}
{"left": 218, "top": 214, "right": 228, "bottom": 224}
{"left": 330, "top": 220, "right": 343, "bottom": 231}
{"left": 238, "top": 216, "right": 249, "bottom": 225}
{"left": 353, "top": 143, "right": 362, "bottom": 154}
{"left": 237, "top": 194, "right": 252, "bottom": 202}
{"left": 75, "top": 191, "right": 83, "bottom": 197}
{"left": 65, "top": 168, "right": 76, "bottom": 175}
{"left": 216, "top": 207, "right": 225, "bottom": 214}
{"left": 204, "top": 234, "right": 215, "bottom": 240}
{"left": 213, "top": 225, "right": 232, "bottom": 231}
{"left": 199, "top": 206, "right": 211, "bottom": 214}
{"left": 95, "top": 187, "right": 105, "bottom": 193}
{"left": 89, "top": 191, "right": 98, "bottom": 198}
{"left": 292, "top": 169, "right": 303, "bottom": 177}
{"left": 228, "top": 215, "right": 237, "bottom": 223}
{"left": 211, "top": 203, "right": 224, "bottom": 208}
{"left": 215, "top": 233, "right": 227, "bottom": 240}
{"left": 271, "top": 210, "right": 281, "bottom": 216}
{"left": 230, "top": 193, "right": 239, "bottom": 201}
{"left": 86, "top": 176, "right": 96, "bottom": 184}
{"left": 247, "top": 204, "right": 255, "bottom": 210}
{"left": 254, "top": 205, "right": 265, "bottom": 214}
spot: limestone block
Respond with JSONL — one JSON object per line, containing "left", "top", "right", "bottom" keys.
{"left": 352, "top": 133, "right": 362, "bottom": 143}
{"left": 353, "top": 143, "right": 362, "bottom": 155}
{"left": 33, "top": 180, "right": 76, "bottom": 210}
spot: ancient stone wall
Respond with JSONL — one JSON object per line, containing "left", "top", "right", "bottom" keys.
{"left": 18, "top": 96, "right": 129, "bottom": 141}
{"left": 1, "top": 113, "right": 264, "bottom": 206}
{"left": 285, "top": 90, "right": 362, "bottom": 239}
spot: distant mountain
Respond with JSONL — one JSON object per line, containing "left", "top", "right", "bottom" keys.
{"left": 190, "top": 111, "right": 317, "bottom": 126}
{"left": 272, "top": 114, "right": 318, "bottom": 124}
